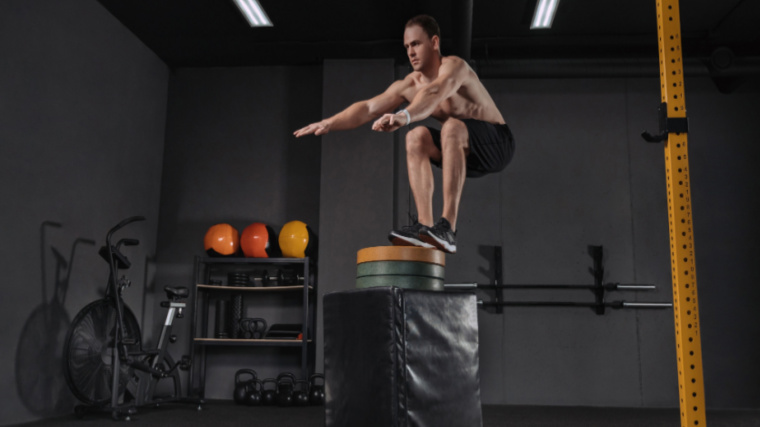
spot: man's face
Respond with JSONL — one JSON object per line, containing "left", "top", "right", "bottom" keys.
{"left": 403, "top": 25, "right": 438, "bottom": 71}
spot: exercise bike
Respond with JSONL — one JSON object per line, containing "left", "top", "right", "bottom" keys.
{"left": 63, "top": 216, "right": 202, "bottom": 420}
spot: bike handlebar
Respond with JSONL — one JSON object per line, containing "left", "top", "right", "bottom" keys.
{"left": 106, "top": 216, "right": 145, "bottom": 247}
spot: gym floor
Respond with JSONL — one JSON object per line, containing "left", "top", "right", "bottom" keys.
{"left": 10, "top": 402, "right": 760, "bottom": 427}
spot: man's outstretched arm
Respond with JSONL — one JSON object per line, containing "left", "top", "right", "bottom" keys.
{"left": 372, "top": 57, "right": 468, "bottom": 132}
{"left": 294, "top": 79, "right": 410, "bottom": 138}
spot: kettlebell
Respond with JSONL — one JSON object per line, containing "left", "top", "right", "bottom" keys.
{"left": 238, "top": 318, "right": 268, "bottom": 339}
{"left": 251, "top": 318, "right": 267, "bottom": 339}
{"left": 276, "top": 372, "right": 296, "bottom": 407}
{"left": 261, "top": 378, "right": 277, "bottom": 405}
{"left": 293, "top": 379, "right": 310, "bottom": 406}
{"left": 246, "top": 379, "right": 263, "bottom": 406}
{"left": 309, "top": 373, "right": 325, "bottom": 405}
{"left": 233, "top": 369, "right": 257, "bottom": 405}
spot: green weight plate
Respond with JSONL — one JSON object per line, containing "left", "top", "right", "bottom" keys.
{"left": 356, "top": 261, "right": 445, "bottom": 280}
{"left": 355, "top": 275, "right": 444, "bottom": 291}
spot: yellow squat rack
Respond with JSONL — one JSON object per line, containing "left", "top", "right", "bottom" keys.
{"left": 642, "top": 0, "right": 707, "bottom": 425}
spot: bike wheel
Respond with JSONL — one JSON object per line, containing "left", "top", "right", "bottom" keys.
{"left": 63, "top": 299, "right": 142, "bottom": 406}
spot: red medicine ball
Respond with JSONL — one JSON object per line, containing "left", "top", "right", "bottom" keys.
{"left": 240, "top": 223, "right": 281, "bottom": 258}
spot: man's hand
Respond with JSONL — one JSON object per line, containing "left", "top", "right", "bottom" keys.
{"left": 371, "top": 112, "right": 408, "bottom": 133}
{"left": 294, "top": 120, "right": 331, "bottom": 137}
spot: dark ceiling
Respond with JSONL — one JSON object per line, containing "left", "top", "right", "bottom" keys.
{"left": 96, "top": 0, "right": 760, "bottom": 68}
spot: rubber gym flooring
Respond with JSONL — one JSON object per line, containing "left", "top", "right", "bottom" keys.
{"left": 10, "top": 401, "right": 760, "bottom": 427}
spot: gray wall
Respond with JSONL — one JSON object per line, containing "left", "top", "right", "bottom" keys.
{"left": 0, "top": 0, "right": 169, "bottom": 424}
{"left": 3, "top": 1, "right": 760, "bottom": 421}
{"left": 316, "top": 62, "right": 760, "bottom": 409}
{"left": 315, "top": 59, "right": 397, "bottom": 373}
{"left": 391, "top": 74, "right": 760, "bottom": 408}
{"left": 155, "top": 66, "right": 322, "bottom": 399}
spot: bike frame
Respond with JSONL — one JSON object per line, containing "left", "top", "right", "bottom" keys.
{"left": 102, "top": 216, "right": 185, "bottom": 414}
{"left": 65, "top": 216, "right": 201, "bottom": 420}
{"left": 104, "top": 217, "right": 144, "bottom": 411}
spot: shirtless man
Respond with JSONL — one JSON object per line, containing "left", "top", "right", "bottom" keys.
{"left": 294, "top": 15, "right": 514, "bottom": 254}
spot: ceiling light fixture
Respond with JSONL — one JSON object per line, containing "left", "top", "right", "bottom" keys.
{"left": 530, "top": 0, "right": 560, "bottom": 29}
{"left": 232, "top": 0, "right": 272, "bottom": 27}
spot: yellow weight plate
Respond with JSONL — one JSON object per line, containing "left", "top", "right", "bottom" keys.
{"left": 356, "top": 246, "right": 445, "bottom": 266}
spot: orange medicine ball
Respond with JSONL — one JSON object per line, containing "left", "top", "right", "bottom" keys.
{"left": 240, "top": 223, "right": 281, "bottom": 258}
{"left": 204, "top": 223, "right": 240, "bottom": 257}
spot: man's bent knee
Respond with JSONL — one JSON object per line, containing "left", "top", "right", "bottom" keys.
{"left": 405, "top": 126, "right": 435, "bottom": 155}
{"left": 440, "top": 119, "right": 469, "bottom": 151}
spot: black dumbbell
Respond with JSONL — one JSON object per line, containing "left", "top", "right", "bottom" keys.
{"left": 240, "top": 270, "right": 281, "bottom": 287}
{"left": 228, "top": 272, "right": 250, "bottom": 287}
{"left": 226, "top": 270, "right": 269, "bottom": 287}
{"left": 248, "top": 269, "right": 305, "bottom": 287}
{"left": 275, "top": 269, "right": 305, "bottom": 286}
{"left": 218, "top": 269, "right": 305, "bottom": 287}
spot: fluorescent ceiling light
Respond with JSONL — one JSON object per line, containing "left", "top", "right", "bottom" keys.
{"left": 530, "top": 0, "right": 560, "bottom": 29}
{"left": 232, "top": 0, "right": 272, "bottom": 27}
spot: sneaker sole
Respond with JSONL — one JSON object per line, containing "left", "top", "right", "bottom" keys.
{"left": 389, "top": 232, "right": 434, "bottom": 249}
{"left": 420, "top": 233, "right": 456, "bottom": 254}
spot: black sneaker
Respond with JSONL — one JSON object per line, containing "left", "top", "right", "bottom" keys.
{"left": 388, "top": 218, "right": 434, "bottom": 248}
{"left": 421, "top": 218, "right": 457, "bottom": 253}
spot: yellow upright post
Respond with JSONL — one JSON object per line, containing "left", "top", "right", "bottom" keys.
{"left": 651, "top": 0, "right": 707, "bottom": 425}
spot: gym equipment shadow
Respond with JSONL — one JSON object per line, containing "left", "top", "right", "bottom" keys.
{"left": 15, "top": 221, "right": 95, "bottom": 416}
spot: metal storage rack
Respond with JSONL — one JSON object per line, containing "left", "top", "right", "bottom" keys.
{"left": 188, "top": 256, "right": 316, "bottom": 398}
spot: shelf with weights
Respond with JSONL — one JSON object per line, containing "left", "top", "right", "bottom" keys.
{"left": 188, "top": 255, "right": 317, "bottom": 399}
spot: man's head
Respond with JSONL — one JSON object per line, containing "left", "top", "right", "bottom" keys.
{"left": 405, "top": 15, "right": 441, "bottom": 41}
{"left": 404, "top": 15, "right": 441, "bottom": 71}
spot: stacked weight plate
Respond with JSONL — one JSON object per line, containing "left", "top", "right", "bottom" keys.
{"left": 356, "top": 246, "right": 445, "bottom": 291}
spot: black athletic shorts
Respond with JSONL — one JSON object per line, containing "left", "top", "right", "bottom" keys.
{"left": 426, "top": 119, "right": 515, "bottom": 178}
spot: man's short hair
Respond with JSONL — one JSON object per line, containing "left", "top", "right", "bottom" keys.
{"left": 405, "top": 15, "right": 441, "bottom": 40}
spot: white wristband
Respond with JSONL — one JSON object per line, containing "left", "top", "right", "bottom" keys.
{"left": 398, "top": 109, "right": 411, "bottom": 126}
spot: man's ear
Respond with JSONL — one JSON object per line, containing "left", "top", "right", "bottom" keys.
{"left": 431, "top": 35, "right": 440, "bottom": 51}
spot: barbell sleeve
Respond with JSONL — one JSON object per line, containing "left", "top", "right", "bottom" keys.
{"left": 444, "top": 283, "right": 479, "bottom": 289}
{"left": 611, "top": 284, "right": 656, "bottom": 290}
{"left": 621, "top": 302, "right": 673, "bottom": 308}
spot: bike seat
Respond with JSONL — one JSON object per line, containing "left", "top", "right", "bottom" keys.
{"left": 165, "top": 286, "right": 189, "bottom": 301}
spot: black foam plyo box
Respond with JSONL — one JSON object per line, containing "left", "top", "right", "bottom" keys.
{"left": 324, "top": 287, "right": 482, "bottom": 427}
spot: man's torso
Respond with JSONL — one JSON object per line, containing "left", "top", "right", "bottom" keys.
{"left": 403, "top": 56, "right": 505, "bottom": 125}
